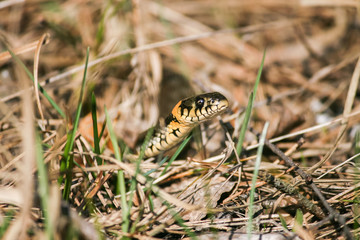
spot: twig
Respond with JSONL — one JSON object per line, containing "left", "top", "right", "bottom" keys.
{"left": 261, "top": 172, "right": 325, "bottom": 219}
{"left": 264, "top": 139, "right": 353, "bottom": 240}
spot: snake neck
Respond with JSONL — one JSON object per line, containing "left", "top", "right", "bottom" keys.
{"left": 144, "top": 123, "right": 194, "bottom": 158}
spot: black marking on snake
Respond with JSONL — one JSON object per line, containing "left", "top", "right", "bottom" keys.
{"left": 205, "top": 106, "right": 211, "bottom": 114}
{"left": 171, "top": 128, "right": 180, "bottom": 138}
{"left": 165, "top": 113, "right": 180, "bottom": 126}
{"left": 195, "top": 109, "right": 200, "bottom": 121}
{"left": 195, "top": 109, "right": 200, "bottom": 118}
{"left": 180, "top": 99, "right": 193, "bottom": 117}
{"left": 148, "top": 143, "right": 154, "bottom": 150}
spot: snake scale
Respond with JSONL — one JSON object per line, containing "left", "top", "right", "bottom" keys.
{"left": 142, "top": 92, "right": 229, "bottom": 158}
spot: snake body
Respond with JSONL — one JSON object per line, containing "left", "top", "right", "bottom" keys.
{"left": 143, "top": 92, "right": 229, "bottom": 158}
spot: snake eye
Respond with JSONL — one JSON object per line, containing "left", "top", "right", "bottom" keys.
{"left": 210, "top": 99, "right": 215, "bottom": 104}
{"left": 196, "top": 98, "right": 205, "bottom": 108}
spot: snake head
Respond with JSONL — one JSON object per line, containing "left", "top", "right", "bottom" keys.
{"left": 173, "top": 92, "right": 229, "bottom": 125}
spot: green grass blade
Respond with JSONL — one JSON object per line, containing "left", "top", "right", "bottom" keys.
{"left": 35, "top": 132, "right": 53, "bottom": 240}
{"left": 58, "top": 129, "right": 73, "bottom": 185}
{"left": 160, "top": 202, "right": 197, "bottom": 239}
{"left": 137, "top": 127, "right": 155, "bottom": 161}
{"left": 99, "top": 120, "right": 107, "bottom": 144}
{"left": 104, "top": 108, "right": 122, "bottom": 161}
{"left": 132, "top": 133, "right": 191, "bottom": 234}
{"left": 127, "top": 127, "right": 155, "bottom": 233}
{"left": 144, "top": 134, "right": 191, "bottom": 177}
{"left": 355, "top": 130, "right": 360, "bottom": 165}
{"left": 252, "top": 48, "right": 266, "bottom": 102}
{"left": 236, "top": 92, "right": 254, "bottom": 156}
{"left": 161, "top": 134, "right": 192, "bottom": 176}
{"left": 61, "top": 47, "right": 90, "bottom": 200}
{"left": 0, "top": 210, "right": 15, "bottom": 238}
{"left": 236, "top": 49, "right": 266, "bottom": 156}
{"left": 144, "top": 156, "right": 168, "bottom": 176}
{"left": 104, "top": 107, "right": 128, "bottom": 233}
{"left": 246, "top": 121, "right": 269, "bottom": 236}
{"left": 294, "top": 209, "right": 304, "bottom": 229}
{"left": 6, "top": 46, "right": 65, "bottom": 118}
{"left": 91, "top": 92, "right": 102, "bottom": 166}
{"left": 279, "top": 213, "right": 289, "bottom": 231}
{"left": 148, "top": 193, "right": 155, "bottom": 211}
{"left": 95, "top": 4, "right": 107, "bottom": 50}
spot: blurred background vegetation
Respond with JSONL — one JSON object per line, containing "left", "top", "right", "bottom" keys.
{"left": 0, "top": 0, "right": 359, "bottom": 239}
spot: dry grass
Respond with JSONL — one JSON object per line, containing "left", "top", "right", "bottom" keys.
{"left": 0, "top": 0, "right": 359, "bottom": 239}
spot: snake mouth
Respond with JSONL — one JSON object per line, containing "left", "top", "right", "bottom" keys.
{"left": 212, "top": 96, "right": 229, "bottom": 116}
{"left": 218, "top": 99, "right": 229, "bottom": 111}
